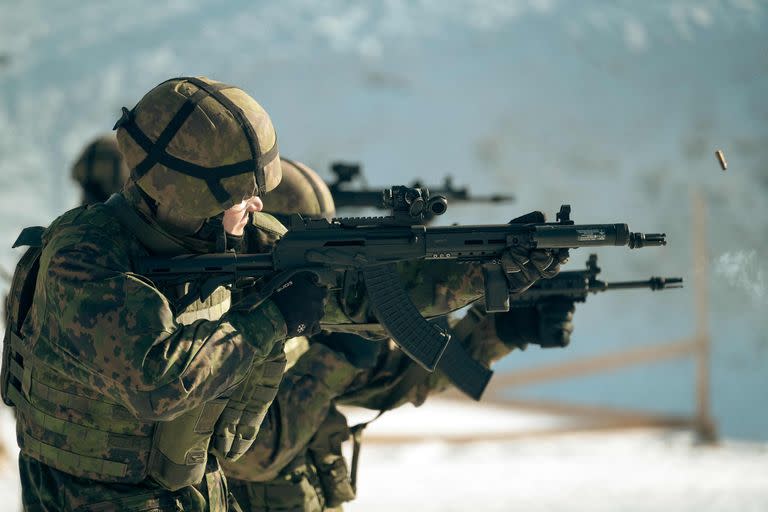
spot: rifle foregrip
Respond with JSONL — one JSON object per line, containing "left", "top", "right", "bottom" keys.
{"left": 362, "top": 264, "right": 450, "bottom": 371}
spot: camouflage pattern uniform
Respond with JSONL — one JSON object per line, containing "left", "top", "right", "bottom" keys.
{"left": 4, "top": 76, "right": 290, "bottom": 511}
{"left": 9, "top": 196, "right": 287, "bottom": 511}
{"left": 6, "top": 134, "right": 527, "bottom": 511}
{"left": 6, "top": 72, "right": 560, "bottom": 508}
{"left": 223, "top": 303, "right": 520, "bottom": 512}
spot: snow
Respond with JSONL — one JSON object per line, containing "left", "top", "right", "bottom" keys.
{"left": 0, "top": 399, "right": 764, "bottom": 509}
{"left": 343, "top": 400, "right": 768, "bottom": 512}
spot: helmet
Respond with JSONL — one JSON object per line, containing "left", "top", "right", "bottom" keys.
{"left": 71, "top": 134, "right": 130, "bottom": 204}
{"left": 263, "top": 158, "right": 336, "bottom": 220}
{"left": 114, "top": 76, "right": 281, "bottom": 219}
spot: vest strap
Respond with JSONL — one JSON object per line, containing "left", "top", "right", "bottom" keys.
{"left": 9, "top": 385, "right": 131, "bottom": 478}
{"left": 20, "top": 428, "right": 129, "bottom": 478}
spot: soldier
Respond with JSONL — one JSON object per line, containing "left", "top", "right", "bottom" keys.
{"left": 70, "top": 133, "right": 131, "bottom": 205}
{"left": 261, "top": 157, "right": 336, "bottom": 222}
{"left": 2, "top": 76, "right": 328, "bottom": 511}
{"left": 3, "top": 78, "right": 561, "bottom": 510}
{"left": 222, "top": 159, "right": 575, "bottom": 511}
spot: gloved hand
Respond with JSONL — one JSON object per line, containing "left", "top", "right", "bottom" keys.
{"left": 536, "top": 297, "right": 575, "bottom": 347}
{"left": 312, "top": 332, "right": 384, "bottom": 370}
{"left": 494, "top": 297, "right": 576, "bottom": 349}
{"left": 270, "top": 271, "right": 328, "bottom": 337}
{"left": 211, "top": 341, "right": 287, "bottom": 461}
{"left": 502, "top": 211, "right": 568, "bottom": 294}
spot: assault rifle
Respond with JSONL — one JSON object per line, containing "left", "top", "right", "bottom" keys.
{"left": 511, "top": 254, "right": 683, "bottom": 306}
{"left": 138, "top": 186, "right": 666, "bottom": 400}
{"left": 329, "top": 162, "right": 513, "bottom": 210}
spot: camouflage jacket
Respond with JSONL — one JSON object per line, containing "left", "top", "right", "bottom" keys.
{"left": 10, "top": 200, "right": 289, "bottom": 511}
{"left": 21, "top": 203, "right": 287, "bottom": 422}
{"left": 222, "top": 305, "right": 517, "bottom": 512}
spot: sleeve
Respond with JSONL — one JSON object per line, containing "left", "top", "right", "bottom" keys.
{"left": 221, "top": 307, "right": 518, "bottom": 481}
{"left": 337, "top": 305, "right": 516, "bottom": 410}
{"left": 321, "top": 259, "right": 487, "bottom": 336}
{"left": 41, "top": 227, "right": 287, "bottom": 421}
{"left": 243, "top": 214, "right": 487, "bottom": 333}
{"left": 220, "top": 343, "right": 361, "bottom": 482}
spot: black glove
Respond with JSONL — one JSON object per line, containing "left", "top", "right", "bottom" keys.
{"left": 313, "top": 332, "right": 384, "bottom": 369}
{"left": 270, "top": 271, "right": 328, "bottom": 337}
{"left": 502, "top": 211, "right": 568, "bottom": 294}
{"left": 536, "top": 297, "right": 575, "bottom": 347}
{"left": 495, "top": 297, "right": 576, "bottom": 349}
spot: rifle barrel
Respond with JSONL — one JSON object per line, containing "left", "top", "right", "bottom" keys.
{"left": 431, "top": 191, "right": 514, "bottom": 203}
{"left": 605, "top": 277, "right": 683, "bottom": 291}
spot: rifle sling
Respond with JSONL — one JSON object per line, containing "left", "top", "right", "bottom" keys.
{"left": 347, "top": 360, "right": 427, "bottom": 492}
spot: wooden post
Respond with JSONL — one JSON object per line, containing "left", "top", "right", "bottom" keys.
{"left": 691, "top": 189, "right": 717, "bottom": 443}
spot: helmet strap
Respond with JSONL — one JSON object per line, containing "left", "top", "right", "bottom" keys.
{"left": 114, "top": 78, "right": 278, "bottom": 207}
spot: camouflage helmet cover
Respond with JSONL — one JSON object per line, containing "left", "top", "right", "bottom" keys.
{"left": 71, "top": 134, "right": 130, "bottom": 199}
{"left": 263, "top": 158, "right": 336, "bottom": 220}
{"left": 115, "top": 76, "right": 281, "bottom": 218}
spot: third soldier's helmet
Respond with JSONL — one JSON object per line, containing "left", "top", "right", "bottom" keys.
{"left": 71, "top": 134, "right": 130, "bottom": 204}
{"left": 114, "top": 76, "right": 281, "bottom": 219}
{"left": 263, "top": 158, "right": 336, "bottom": 220}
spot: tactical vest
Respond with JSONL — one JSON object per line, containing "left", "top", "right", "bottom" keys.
{"left": 1, "top": 199, "right": 243, "bottom": 490}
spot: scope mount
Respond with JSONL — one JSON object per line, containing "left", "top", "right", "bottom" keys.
{"left": 383, "top": 186, "right": 448, "bottom": 224}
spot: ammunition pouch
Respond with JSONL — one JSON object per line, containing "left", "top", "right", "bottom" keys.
{"left": 308, "top": 406, "right": 356, "bottom": 508}
{"left": 147, "top": 398, "right": 228, "bottom": 490}
{"left": 314, "top": 456, "right": 355, "bottom": 508}
{"left": 229, "top": 457, "right": 325, "bottom": 512}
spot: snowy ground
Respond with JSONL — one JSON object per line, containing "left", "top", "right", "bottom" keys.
{"left": 0, "top": 400, "right": 765, "bottom": 510}
{"left": 343, "top": 400, "right": 768, "bottom": 512}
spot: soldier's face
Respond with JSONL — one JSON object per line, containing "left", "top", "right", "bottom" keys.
{"left": 223, "top": 195, "right": 263, "bottom": 236}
